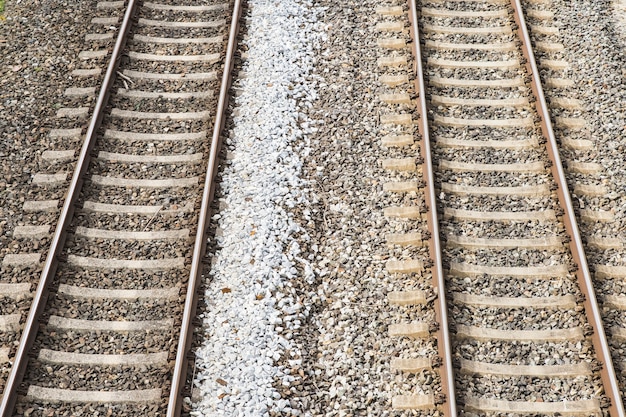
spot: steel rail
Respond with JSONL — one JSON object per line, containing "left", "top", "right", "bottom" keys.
{"left": 511, "top": 1, "right": 624, "bottom": 415}
{"left": 407, "top": 2, "right": 457, "bottom": 415}
{"left": 166, "top": 0, "right": 243, "bottom": 415}
{"left": 0, "top": 1, "right": 139, "bottom": 415}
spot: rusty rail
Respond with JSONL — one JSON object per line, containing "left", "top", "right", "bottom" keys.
{"left": 0, "top": 1, "right": 139, "bottom": 415}
{"left": 510, "top": 1, "right": 624, "bottom": 415}
{"left": 407, "top": 2, "right": 457, "bottom": 415}
{"left": 166, "top": 0, "right": 243, "bottom": 415}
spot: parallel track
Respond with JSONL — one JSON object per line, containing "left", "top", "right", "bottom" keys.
{"left": 523, "top": 0, "right": 626, "bottom": 403}
{"left": 409, "top": 0, "right": 623, "bottom": 414}
{"left": 374, "top": 0, "right": 626, "bottom": 413}
{"left": 375, "top": 0, "right": 456, "bottom": 413}
{"left": 0, "top": 0, "right": 241, "bottom": 415}
{"left": 0, "top": 0, "right": 130, "bottom": 399}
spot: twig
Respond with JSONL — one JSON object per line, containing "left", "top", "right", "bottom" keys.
{"left": 142, "top": 205, "right": 162, "bottom": 232}
{"left": 116, "top": 70, "right": 134, "bottom": 85}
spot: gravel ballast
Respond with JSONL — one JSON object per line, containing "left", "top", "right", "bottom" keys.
{"left": 5, "top": 0, "right": 626, "bottom": 415}
{"left": 190, "top": 0, "right": 322, "bottom": 415}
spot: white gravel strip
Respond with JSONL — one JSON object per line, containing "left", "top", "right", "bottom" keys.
{"left": 191, "top": 0, "right": 323, "bottom": 416}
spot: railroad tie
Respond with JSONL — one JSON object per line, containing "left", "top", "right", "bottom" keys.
{"left": 384, "top": 206, "right": 424, "bottom": 219}
{"left": 12, "top": 225, "right": 50, "bottom": 239}
{"left": 538, "top": 59, "right": 569, "bottom": 70}
{"left": 463, "top": 396, "right": 600, "bottom": 415}
{"left": 555, "top": 116, "right": 587, "bottom": 130}
{"left": 378, "top": 55, "right": 408, "bottom": 68}
{"left": 586, "top": 236, "right": 623, "bottom": 250}
{"left": 430, "top": 95, "right": 528, "bottom": 107}
{"left": 40, "top": 151, "right": 75, "bottom": 166}
{"left": 568, "top": 161, "right": 603, "bottom": 174}
{"left": 379, "top": 74, "right": 409, "bottom": 87}
{"left": 56, "top": 107, "right": 89, "bottom": 119}
{"left": 386, "top": 233, "right": 426, "bottom": 247}
{"left": 439, "top": 160, "right": 543, "bottom": 173}
{"left": 383, "top": 181, "right": 420, "bottom": 193}
{"left": 561, "top": 137, "right": 594, "bottom": 150}
{"left": 382, "top": 158, "right": 417, "bottom": 171}
{"left": 604, "top": 295, "right": 626, "bottom": 310}
{"left": 452, "top": 293, "right": 577, "bottom": 309}
{"left": 386, "top": 259, "right": 424, "bottom": 274}
{"left": 85, "top": 33, "right": 114, "bottom": 41}
{"left": 380, "top": 113, "right": 413, "bottom": 125}
{"left": 91, "top": 17, "right": 118, "bottom": 25}
{"left": 64, "top": 87, "right": 97, "bottom": 98}
{"left": 445, "top": 235, "right": 562, "bottom": 250}
{"left": 22, "top": 200, "right": 59, "bottom": 213}
{"left": 96, "top": 1, "right": 125, "bottom": 9}
{"left": 377, "top": 38, "right": 406, "bottom": 49}
{"left": 534, "top": 41, "right": 565, "bottom": 53}
{"left": 455, "top": 324, "right": 584, "bottom": 342}
{"left": 392, "top": 394, "right": 436, "bottom": 410}
{"left": 573, "top": 183, "right": 608, "bottom": 197}
{"left": 459, "top": 358, "right": 591, "bottom": 377}
{"left": 579, "top": 209, "right": 615, "bottom": 223}
{"left": 440, "top": 183, "right": 551, "bottom": 197}
{"left": 442, "top": 207, "right": 556, "bottom": 222}
{"left": 78, "top": 50, "right": 108, "bottom": 60}
{"left": 550, "top": 97, "right": 582, "bottom": 110}
{"left": 137, "top": 18, "right": 226, "bottom": 29}
{"left": 422, "top": 23, "right": 511, "bottom": 35}
{"left": 375, "top": 6, "right": 403, "bottom": 16}
{"left": 71, "top": 68, "right": 102, "bottom": 77}
{"left": 594, "top": 264, "right": 626, "bottom": 279}
{"left": 429, "top": 76, "right": 525, "bottom": 88}
{"left": 421, "top": 7, "right": 507, "bottom": 18}
{"left": 544, "top": 77, "right": 575, "bottom": 89}
{"left": 142, "top": 2, "right": 230, "bottom": 12}
{"left": 375, "top": 22, "right": 405, "bottom": 32}
{"left": 526, "top": 8, "right": 554, "bottom": 20}
{"left": 433, "top": 114, "right": 534, "bottom": 128}
{"left": 381, "top": 134, "right": 413, "bottom": 147}
{"left": 428, "top": 57, "right": 520, "bottom": 69}
{"left": 529, "top": 25, "right": 559, "bottom": 36}
{"left": 449, "top": 262, "right": 568, "bottom": 278}
{"left": 25, "top": 386, "right": 162, "bottom": 404}
{"left": 391, "top": 357, "right": 431, "bottom": 373}
{"left": 379, "top": 93, "right": 411, "bottom": 104}
{"left": 425, "top": 40, "right": 516, "bottom": 51}
{"left": 388, "top": 290, "right": 427, "bottom": 305}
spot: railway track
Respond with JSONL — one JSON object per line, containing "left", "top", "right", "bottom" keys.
{"left": 2, "top": 0, "right": 626, "bottom": 414}
{"left": 420, "top": 0, "right": 623, "bottom": 414}
{"left": 0, "top": 0, "right": 129, "bottom": 398}
{"left": 0, "top": 0, "right": 241, "bottom": 415}
{"left": 376, "top": 0, "right": 625, "bottom": 414}
{"left": 374, "top": 0, "right": 456, "bottom": 414}
{"left": 522, "top": 0, "right": 626, "bottom": 403}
